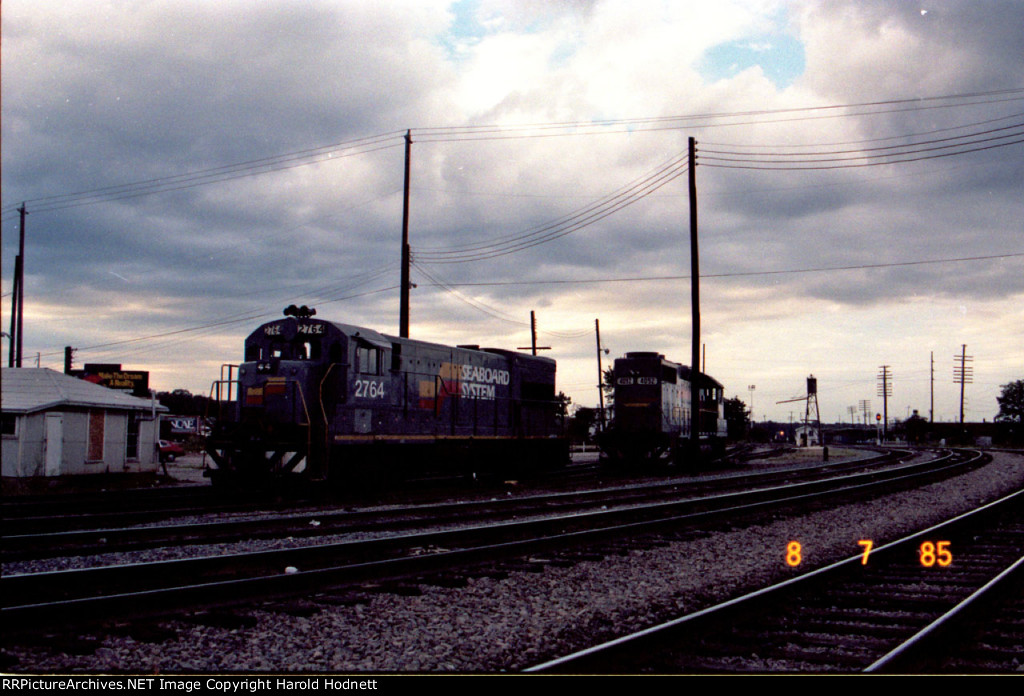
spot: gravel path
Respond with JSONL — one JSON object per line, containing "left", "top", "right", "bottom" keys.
{"left": 4, "top": 451, "right": 1021, "bottom": 674}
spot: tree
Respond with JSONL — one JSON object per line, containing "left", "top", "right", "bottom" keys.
{"left": 601, "top": 366, "right": 615, "bottom": 407}
{"left": 157, "top": 389, "right": 212, "bottom": 416}
{"left": 723, "top": 397, "right": 748, "bottom": 440}
{"left": 995, "top": 380, "right": 1024, "bottom": 423}
{"left": 567, "top": 406, "right": 598, "bottom": 444}
{"left": 555, "top": 391, "right": 572, "bottom": 417}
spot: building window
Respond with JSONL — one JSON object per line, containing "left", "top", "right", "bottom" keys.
{"left": 127, "top": 412, "right": 140, "bottom": 460}
{"left": 1, "top": 413, "right": 16, "bottom": 437}
{"left": 88, "top": 410, "right": 105, "bottom": 461}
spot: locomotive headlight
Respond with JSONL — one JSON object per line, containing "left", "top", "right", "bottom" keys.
{"left": 257, "top": 362, "right": 271, "bottom": 373}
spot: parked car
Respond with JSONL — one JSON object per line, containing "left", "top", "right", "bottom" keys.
{"left": 159, "top": 440, "right": 185, "bottom": 462}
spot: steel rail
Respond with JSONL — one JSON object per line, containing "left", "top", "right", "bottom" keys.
{"left": 864, "top": 553, "right": 1024, "bottom": 672}
{"left": 2, "top": 449, "right": 907, "bottom": 560}
{"left": 1, "top": 450, "right": 983, "bottom": 633}
{"left": 525, "top": 470, "right": 1021, "bottom": 673}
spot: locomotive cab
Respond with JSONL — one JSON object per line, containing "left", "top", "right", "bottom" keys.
{"left": 207, "top": 315, "right": 352, "bottom": 485}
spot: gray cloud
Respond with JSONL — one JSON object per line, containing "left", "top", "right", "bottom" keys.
{"left": 2, "top": 0, "right": 1021, "bottom": 420}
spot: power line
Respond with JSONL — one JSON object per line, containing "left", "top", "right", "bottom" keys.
{"left": 412, "top": 262, "right": 592, "bottom": 339}
{"left": 700, "top": 121, "right": 1024, "bottom": 159}
{"left": 37, "top": 284, "right": 400, "bottom": 361}
{"left": 412, "top": 156, "right": 689, "bottom": 263}
{"left": 419, "top": 252, "right": 1024, "bottom": 288}
{"left": 699, "top": 123, "right": 1024, "bottom": 170}
{"left": 7, "top": 89, "right": 1024, "bottom": 219}
{"left": 1, "top": 132, "right": 405, "bottom": 219}
{"left": 411, "top": 89, "right": 1024, "bottom": 142}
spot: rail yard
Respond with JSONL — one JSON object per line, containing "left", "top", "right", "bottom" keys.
{"left": 2, "top": 446, "right": 1021, "bottom": 674}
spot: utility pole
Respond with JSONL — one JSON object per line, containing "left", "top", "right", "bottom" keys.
{"left": 930, "top": 351, "right": 934, "bottom": 423}
{"left": 517, "top": 311, "right": 550, "bottom": 356}
{"left": 877, "top": 366, "right": 892, "bottom": 441}
{"left": 595, "top": 319, "right": 607, "bottom": 432}
{"left": 399, "top": 130, "right": 412, "bottom": 338}
{"left": 8, "top": 256, "right": 20, "bottom": 367}
{"left": 9, "top": 204, "right": 27, "bottom": 367}
{"left": 528, "top": 311, "right": 538, "bottom": 355}
{"left": 688, "top": 136, "right": 700, "bottom": 448}
{"left": 954, "top": 344, "right": 973, "bottom": 428}
{"left": 860, "top": 399, "right": 871, "bottom": 427}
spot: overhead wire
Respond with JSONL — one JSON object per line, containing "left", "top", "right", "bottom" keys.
{"left": 412, "top": 261, "right": 593, "bottom": 340}
{"left": 411, "top": 91, "right": 1024, "bottom": 143}
{"left": 0, "top": 131, "right": 406, "bottom": 219}
{"left": 698, "top": 120, "right": 1024, "bottom": 170}
{"left": 419, "top": 251, "right": 1024, "bottom": 288}
{"left": 410, "top": 261, "right": 527, "bottom": 327}
{"left": 6, "top": 89, "right": 1023, "bottom": 220}
{"left": 8, "top": 88, "right": 1024, "bottom": 363}
{"left": 412, "top": 155, "right": 689, "bottom": 263}
{"left": 44, "top": 284, "right": 401, "bottom": 363}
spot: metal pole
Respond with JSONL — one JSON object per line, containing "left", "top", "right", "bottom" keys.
{"left": 688, "top": 137, "right": 700, "bottom": 446}
{"left": 399, "top": 131, "right": 412, "bottom": 338}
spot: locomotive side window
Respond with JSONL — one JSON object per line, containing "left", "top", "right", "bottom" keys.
{"left": 357, "top": 345, "right": 380, "bottom": 375}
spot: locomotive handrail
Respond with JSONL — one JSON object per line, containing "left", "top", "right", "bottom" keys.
{"left": 318, "top": 363, "right": 343, "bottom": 431}
{"left": 290, "top": 378, "right": 314, "bottom": 479}
{"left": 317, "top": 363, "right": 344, "bottom": 475}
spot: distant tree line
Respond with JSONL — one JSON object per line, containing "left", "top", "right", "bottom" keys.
{"left": 156, "top": 389, "right": 213, "bottom": 416}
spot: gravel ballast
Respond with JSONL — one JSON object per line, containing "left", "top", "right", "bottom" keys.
{"left": 4, "top": 451, "right": 1022, "bottom": 674}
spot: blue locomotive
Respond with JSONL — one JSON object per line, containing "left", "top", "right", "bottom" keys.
{"left": 205, "top": 307, "right": 567, "bottom": 487}
{"left": 599, "top": 351, "right": 727, "bottom": 467}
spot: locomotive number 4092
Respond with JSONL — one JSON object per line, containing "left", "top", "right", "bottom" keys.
{"left": 355, "top": 380, "right": 385, "bottom": 399}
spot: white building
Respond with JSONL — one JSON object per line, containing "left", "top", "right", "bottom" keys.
{"left": 794, "top": 424, "right": 820, "bottom": 447}
{"left": 2, "top": 368, "right": 166, "bottom": 478}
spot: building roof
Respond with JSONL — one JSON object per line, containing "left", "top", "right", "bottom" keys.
{"left": 1, "top": 368, "right": 167, "bottom": 414}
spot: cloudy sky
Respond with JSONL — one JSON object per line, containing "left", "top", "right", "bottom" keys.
{"left": 2, "top": 0, "right": 1022, "bottom": 424}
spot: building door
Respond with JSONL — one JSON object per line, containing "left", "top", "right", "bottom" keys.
{"left": 44, "top": 413, "right": 63, "bottom": 476}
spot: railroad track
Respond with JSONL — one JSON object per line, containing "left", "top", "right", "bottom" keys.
{"left": 2, "top": 447, "right": 931, "bottom": 561}
{"left": 0, "top": 445, "right": 858, "bottom": 536}
{"left": 527, "top": 486, "right": 1024, "bottom": 674}
{"left": 1, "top": 449, "right": 988, "bottom": 635}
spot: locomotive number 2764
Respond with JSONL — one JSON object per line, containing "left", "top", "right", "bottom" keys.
{"left": 355, "top": 380, "right": 385, "bottom": 399}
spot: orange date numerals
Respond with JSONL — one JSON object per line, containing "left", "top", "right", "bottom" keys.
{"left": 858, "top": 540, "right": 873, "bottom": 565}
{"left": 919, "top": 540, "right": 952, "bottom": 567}
{"left": 785, "top": 541, "right": 802, "bottom": 567}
